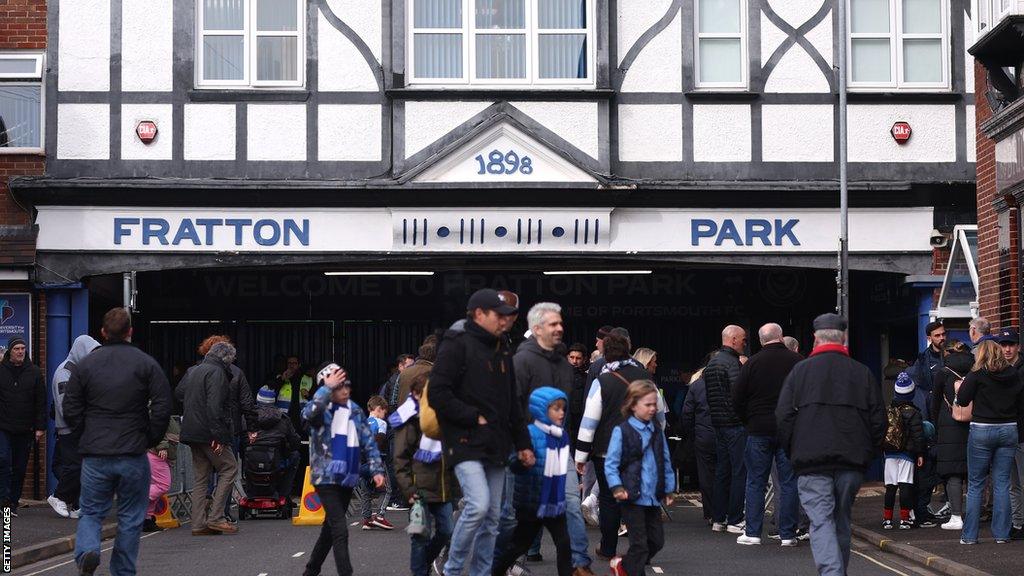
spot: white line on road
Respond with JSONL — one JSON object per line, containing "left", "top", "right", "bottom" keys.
{"left": 257, "top": 573, "right": 268, "bottom": 576}
{"left": 652, "top": 567, "right": 664, "bottom": 574}
{"left": 852, "top": 550, "right": 910, "bottom": 576}
{"left": 351, "top": 521, "right": 360, "bottom": 527}
{"left": 292, "top": 552, "right": 305, "bottom": 558}
{"left": 20, "top": 532, "right": 163, "bottom": 576}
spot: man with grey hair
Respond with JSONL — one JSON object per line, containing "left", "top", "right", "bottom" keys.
{"left": 177, "top": 340, "right": 240, "bottom": 535}
{"left": 510, "top": 302, "right": 595, "bottom": 574}
{"left": 732, "top": 323, "right": 803, "bottom": 546}
{"left": 704, "top": 324, "right": 748, "bottom": 533}
{"left": 783, "top": 336, "right": 800, "bottom": 354}
{"left": 969, "top": 316, "right": 993, "bottom": 349}
{"left": 777, "top": 314, "right": 886, "bottom": 576}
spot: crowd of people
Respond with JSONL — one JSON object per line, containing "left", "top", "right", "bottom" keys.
{"left": 3, "top": 293, "right": 1024, "bottom": 576}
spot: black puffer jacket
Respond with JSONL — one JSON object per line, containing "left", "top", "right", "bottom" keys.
{"left": 931, "top": 351, "right": 972, "bottom": 478}
{"left": 0, "top": 357, "right": 45, "bottom": 433}
{"left": 704, "top": 347, "right": 743, "bottom": 428}
{"left": 176, "top": 355, "right": 233, "bottom": 445}
{"left": 776, "top": 348, "right": 887, "bottom": 475}
{"left": 252, "top": 406, "right": 301, "bottom": 453}
{"left": 228, "top": 365, "right": 258, "bottom": 437}
{"left": 429, "top": 321, "right": 531, "bottom": 467}
{"left": 513, "top": 337, "right": 574, "bottom": 416}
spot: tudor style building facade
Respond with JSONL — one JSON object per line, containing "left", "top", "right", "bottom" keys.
{"left": 2, "top": 1, "right": 979, "bottom": 439}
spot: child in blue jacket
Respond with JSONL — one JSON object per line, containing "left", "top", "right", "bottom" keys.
{"left": 492, "top": 386, "right": 573, "bottom": 576}
{"left": 605, "top": 380, "right": 675, "bottom": 576}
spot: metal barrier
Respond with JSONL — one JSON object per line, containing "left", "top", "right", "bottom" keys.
{"left": 168, "top": 430, "right": 246, "bottom": 522}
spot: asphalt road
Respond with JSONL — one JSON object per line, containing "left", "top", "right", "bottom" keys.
{"left": 13, "top": 501, "right": 940, "bottom": 576}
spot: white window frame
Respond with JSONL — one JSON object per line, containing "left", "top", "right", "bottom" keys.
{"left": 975, "top": 0, "right": 1016, "bottom": 40}
{"left": 694, "top": 0, "right": 749, "bottom": 90}
{"left": 846, "top": 0, "right": 950, "bottom": 91}
{"left": 196, "top": 0, "right": 306, "bottom": 89}
{"left": 0, "top": 52, "right": 45, "bottom": 154}
{"left": 406, "top": 0, "right": 596, "bottom": 88}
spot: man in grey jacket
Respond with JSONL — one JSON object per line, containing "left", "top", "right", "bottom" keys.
{"left": 47, "top": 335, "right": 100, "bottom": 518}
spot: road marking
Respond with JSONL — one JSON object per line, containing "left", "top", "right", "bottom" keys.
{"left": 652, "top": 567, "right": 664, "bottom": 574}
{"left": 852, "top": 550, "right": 910, "bottom": 576}
{"left": 20, "top": 532, "right": 162, "bottom": 576}
{"left": 292, "top": 552, "right": 305, "bottom": 558}
{"left": 257, "top": 573, "right": 268, "bottom": 576}
{"left": 351, "top": 521, "right": 361, "bottom": 527}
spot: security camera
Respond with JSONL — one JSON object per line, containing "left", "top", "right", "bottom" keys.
{"left": 929, "top": 229, "right": 949, "bottom": 248}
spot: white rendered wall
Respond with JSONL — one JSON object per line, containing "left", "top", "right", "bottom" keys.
{"left": 324, "top": 0, "right": 381, "bottom": 63}
{"left": 318, "top": 105, "right": 382, "bottom": 161}
{"left": 57, "top": 104, "right": 109, "bottom": 159}
{"left": 693, "top": 105, "right": 752, "bottom": 162}
{"left": 617, "top": 104, "right": 682, "bottom": 162}
{"left": 121, "top": 0, "right": 172, "bottom": 92}
{"left": 619, "top": 9, "right": 682, "bottom": 93}
{"left": 248, "top": 104, "right": 307, "bottom": 161}
{"left": 767, "top": 0, "right": 825, "bottom": 28}
{"left": 509, "top": 102, "right": 599, "bottom": 159}
{"left": 966, "top": 105, "right": 976, "bottom": 163}
{"left": 617, "top": 0, "right": 675, "bottom": 66}
{"left": 58, "top": 0, "right": 110, "bottom": 91}
{"left": 184, "top": 104, "right": 236, "bottom": 161}
{"left": 847, "top": 105, "right": 956, "bottom": 163}
{"left": 761, "top": 13, "right": 788, "bottom": 62}
{"left": 404, "top": 101, "right": 493, "bottom": 157}
{"left": 762, "top": 105, "right": 834, "bottom": 162}
{"left": 121, "top": 104, "right": 172, "bottom": 160}
{"left": 318, "top": 11, "right": 378, "bottom": 92}
{"left": 764, "top": 45, "right": 831, "bottom": 93}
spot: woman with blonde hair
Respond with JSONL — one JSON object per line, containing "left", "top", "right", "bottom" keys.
{"left": 632, "top": 348, "right": 658, "bottom": 375}
{"left": 957, "top": 340, "right": 1024, "bottom": 544}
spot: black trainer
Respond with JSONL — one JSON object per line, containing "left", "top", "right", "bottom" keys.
{"left": 79, "top": 551, "right": 100, "bottom": 575}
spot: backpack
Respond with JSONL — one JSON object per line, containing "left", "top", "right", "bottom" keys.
{"left": 419, "top": 378, "right": 442, "bottom": 440}
{"left": 883, "top": 406, "right": 906, "bottom": 452}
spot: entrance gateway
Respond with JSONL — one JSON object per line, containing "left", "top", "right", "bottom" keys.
{"left": 35, "top": 202, "right": 934, "bottom": 401}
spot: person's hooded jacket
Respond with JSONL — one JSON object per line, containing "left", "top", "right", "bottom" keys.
{"left": 394, "top": 410, "right": 456, "bottom": 504}
{"left": 428, "top": 320, "right": 531, "bottom": 467}
{"left": 227, "top": 364, "right": 258, "bottom": 437}
{"left": 63, "top": 338, "right": 172, "bottom": 456}
{"left": 52, "top": 335, "right": 101, "bottom": 435}
{"left": 956, "top": 364, "right": 1024, "bottom": 428}
{"left": 931, "top": 351, "right": 972, "bottom": 477}
{"left": 252, "top": 405, "right": 302, "bottom": 454}
{"left": 510, "top": 387, "right": 568, "bottom": 517}
{"left": 514, "top": 336, "right": 574, "bottom": 426}
{"left": 176, "top": 343, "right": 235, "bottom": 445}
{"left": 0, "top": 344, "right": 46, "bottom": 434}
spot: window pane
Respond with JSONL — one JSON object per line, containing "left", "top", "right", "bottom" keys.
{"left": 0, "top": 58, "right": 38, "bottom": 76}
{"left": 902, "top": 0, "right": 941, "bottom": 33}
{"left": 203, "top": 0, "right": 244, "bottom": 30}
{"left": 538, "top": 34, "right": 586, "bottom": 78}
{"left": 414, "top": 0, "right": 462, "bottom": 28}
{"left": 851, "top": 0, "right": 890, "bottom": 33}
{"left": 903, "top": 38, "right": 942, "bottom": 82}
{"left": 414, "top": 33, "right": 463, "bottom": 77}
{"left": 538, "top": 0, "right": 586, "bottom": 29}
{"left": 475, "top": 0, "right": 525, "bottom": 29}
{"left": 257, "top": 0, "right": 298, "bottom": 31}
{"left": 475, "top": 34, "right": 526, "bottom": 78}
{"left": 203, "top": 35, "right": 245, "bottom": 80}
{"left": 698, "top": 38, "right": 742, "bottom": 83}
{"left": 0, "top": 85, "right": 42, "bottom": 148}
{"left": 698, "top": 0, "right": 741, "bottom": 33}
{"left": 851, "top": 38, "right": 891, "bottom": 82}
{"left": 257, "top": 36, "right": 298, "bottom": 81}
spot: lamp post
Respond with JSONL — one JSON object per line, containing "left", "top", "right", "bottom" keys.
{"left": 837, "top": 0, "right": 850, "bottom": 318}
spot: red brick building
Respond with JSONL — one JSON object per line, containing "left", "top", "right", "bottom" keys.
{"left": 0, "top": 0, "right": 47, "bottom": 501}
{"left": 970, "top": 6, "right": 1024, "bottom": 331}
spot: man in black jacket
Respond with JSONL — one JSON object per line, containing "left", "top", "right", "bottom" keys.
{"left": 732, "top": 323, "right": 802, "bottom": 546}
{"left": 776, "top": 314, "right": 886, "bottom": 576}
{"left": 177, "top": 341, "right": 239, "bottom": 536}
{"left": 429, "top": 288, "right": 534, "bottom": 576}
{"left": 64, "top": 308, "right": 172, "bottom": 576}
{"left": 704, "top": 324, "right": 748, "bottom": 533}
{"left": 0, "top": 336, "right": 45, "bottom": 516}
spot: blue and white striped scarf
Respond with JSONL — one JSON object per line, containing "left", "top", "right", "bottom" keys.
{"left": 534, "top": 420, "right": 569, "bottom": 518}
{"left": 327, "top": 402, "right": 361, "bottom": 487}
{"left": 388, "top": 394, "right": 442, "bottom": 464}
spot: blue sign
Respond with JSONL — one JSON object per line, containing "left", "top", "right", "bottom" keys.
{"left": 0, "top": 293, "right": 31, "bottom": 358}
{"left": 474, "top": 149, "right": 534, "bottom": 176}
{"left": 691, "top": 218, "right": 801, "bottom": 247}
{"left": 113, "top": 218, "right": 310, "bottom": 247}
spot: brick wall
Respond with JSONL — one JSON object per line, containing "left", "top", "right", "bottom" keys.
{"left": 975, "top": 61, "right": 1022, "bottom": 329}
{"left": 0, "top": 0, "right": 46, "bottom": 50}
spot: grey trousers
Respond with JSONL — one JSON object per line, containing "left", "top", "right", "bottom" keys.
{"left": 797, "top": 471, "right": 863, "bottom": 576}
{"left": 946, "top": 475, "right": 965, "bottom": 517}
{"left": 1009, "top": 444, "right": 1024, "bottom": 528}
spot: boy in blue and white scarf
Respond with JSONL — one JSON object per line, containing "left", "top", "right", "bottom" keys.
{"left": 300, "top": 363, "right": 385, "bottom": 576}
{"left": 493, "top": 387, "right": 573, "bottom": 576}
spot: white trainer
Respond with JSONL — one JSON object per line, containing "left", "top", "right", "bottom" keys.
{"left": 736, "top": 534, "right": 762, "bottom": 545}
{"left": 941, "top": 515, "right": 963, "bottom": 530}
{"left": 711, "top": 522, "right": 727, "bottom": 532}
{"left": 727, "top": 522, "right": 746, "bottom": 534}
{"left": 47, "top": 495, "right": 70, "bottom": 518}
{"left": 780, "top": 539, "right": 798, "bottom": 547}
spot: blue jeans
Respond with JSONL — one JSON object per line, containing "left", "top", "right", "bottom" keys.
{"left": 76, "top": 455, "right": 151, "bottom": 576}
{"left": 713, "top": 425, "right": 747, "bottom": 525}
{"left": 0, "top": 430, "right": 32, "bottom": 509}
{"left": 411, "top": 502, "right": 453, "bottom": 576}
{"left": 744, "top": 435, "right": 798, "bottom": 539}
{"left": 963, "top": 423, "right": 1018, "bottom": 542}
{"left": 493, "top": 468, "right": 517, "bottom": 564}
{"left": 525, "top": 469, "right": 590, "bottom": 565}
{"left": 798, "top": 470, "right": 863, "bottom": 576}
{"left": 445, "top": 461, "right": 505, "bottom": 576}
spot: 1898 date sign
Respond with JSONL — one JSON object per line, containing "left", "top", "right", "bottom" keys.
{"left": 891, "top": 121, "right": 912, "bottom": 144}
{"left": 136, "top": 121, "right": 158, "bottom": 144}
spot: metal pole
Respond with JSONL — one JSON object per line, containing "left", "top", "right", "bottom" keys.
{"left": 837, "top": 0, "right": 850, "bottom": 317}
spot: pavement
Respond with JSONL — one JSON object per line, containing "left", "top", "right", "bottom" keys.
{"left": 11, "top": 496, "right": 936, "bottom": 576}
{"left": 9, "top": 500, "right": 117, "bottom": 569}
